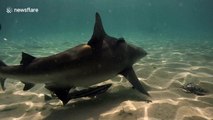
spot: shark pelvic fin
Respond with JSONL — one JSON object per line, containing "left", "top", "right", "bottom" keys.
{"left": 45, "top": 85, "right": 71, "bottom": 105}
{"left": 21, "top": 52, "right": 36, "bottom": 66}
{"left": 88, "top": 12, "right": 106, "bottom": 51}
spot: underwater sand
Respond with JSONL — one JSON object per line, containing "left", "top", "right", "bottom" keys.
{"left": 0, "top": 37, "right": 213, "bottom": 120}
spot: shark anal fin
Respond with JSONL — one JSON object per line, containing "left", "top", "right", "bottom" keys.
{"left": 88, "top": 12, "right": 106, "bottom": 52}
{"left": 21, "top": 52, "right": 36, "bottom": 66}
{"left": 22, "top": 82, "right": 35, "bottom": 91}
{"left": 120, "top": 67, "right": 150, "bottom": 97}
{"left": 45, "top": 85, "right": 71, "bottom": 105}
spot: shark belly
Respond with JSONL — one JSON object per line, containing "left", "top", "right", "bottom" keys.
{"left": 49, "top": 65, "right": 119, "bottom": 87}
{"left": 18, "top": 70, "right": 118, "bottom": 87}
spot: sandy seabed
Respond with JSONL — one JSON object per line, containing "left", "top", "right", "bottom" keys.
{"left": 0, "top": 38, "right": 212, "bottom": 120}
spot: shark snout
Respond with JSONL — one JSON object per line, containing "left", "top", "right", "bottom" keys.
{"left": 136, "top": 46, "right": 147, "bottom": 58}
{"left": 128, "top": 44, "right": 147, "bottom": 62}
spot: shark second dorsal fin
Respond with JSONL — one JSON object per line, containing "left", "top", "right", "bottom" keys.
{"left": 88, "top": 12, "right": 106, "bottom": 51}
{"left": 21, "top": 52, "right": 36, "bottom": 66}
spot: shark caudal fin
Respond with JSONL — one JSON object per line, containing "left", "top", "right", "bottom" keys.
{"left": 0, "top": 60, "right": 7, "bottom": 90}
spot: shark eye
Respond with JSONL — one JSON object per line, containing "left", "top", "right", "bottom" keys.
{"left": 117, "top": 38, "right": 126, "bottom": 45}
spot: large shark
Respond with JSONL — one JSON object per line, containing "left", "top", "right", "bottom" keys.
{"left": 0, "top": 13, "right": 150, "bottom": 105}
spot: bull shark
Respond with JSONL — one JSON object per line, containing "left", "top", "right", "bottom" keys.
{"left": 0, "top": 12, "right": 150, "bottom": 105}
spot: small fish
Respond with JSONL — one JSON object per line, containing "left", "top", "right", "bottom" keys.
{"left": 181, "top": 83, "right": 208, "bottom": 96}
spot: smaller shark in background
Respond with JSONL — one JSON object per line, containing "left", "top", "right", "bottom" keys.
{"left": 0, "top": 13, "right": 150, "bottom": 105}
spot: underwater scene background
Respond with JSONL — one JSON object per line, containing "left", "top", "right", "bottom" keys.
{"left": 0, "top": 0, "right": 213, "bottom": 120}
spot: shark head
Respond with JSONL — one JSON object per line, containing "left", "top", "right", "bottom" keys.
{"left": 112, "top": 38, "right": 147, "bottom": 66}
{"left": 126, "top": 42, "right": 147, "bottom": 63}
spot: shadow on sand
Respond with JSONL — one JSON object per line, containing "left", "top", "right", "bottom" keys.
{"left": 43, "top": 87, "right": 149, "bottom": 120}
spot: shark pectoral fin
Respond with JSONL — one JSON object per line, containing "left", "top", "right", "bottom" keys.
{"left": 22, "top": 82, "right": 35, "bottom": 91}
{"left": 45, "top": 85, "right": 71, "bottom": 105}
{"left": 21, "top": 52, "right": 36, "bottom": 66}
{"left": 88, "top": 12, "right": 106, "bottom": 52}
{"left": 120, "top": 67, "right": 150, "bottom": 97}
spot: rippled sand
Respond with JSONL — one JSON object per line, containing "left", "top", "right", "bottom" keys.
{"left": 0, "top": 38, "right": 212, "bottom": 120}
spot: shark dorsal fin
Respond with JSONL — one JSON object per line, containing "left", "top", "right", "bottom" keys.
{"left": 88, "top": 12, "right": 106, "bottom": 51}
{"left": 21, "top": 52, "right": 36, "bottom": 66}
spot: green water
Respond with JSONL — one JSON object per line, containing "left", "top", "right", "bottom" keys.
{"left": 0, "top": 1, "right": 213, "bottom": 120}
{"left": 1, "top": 0, "right": 213, "bottom": 42}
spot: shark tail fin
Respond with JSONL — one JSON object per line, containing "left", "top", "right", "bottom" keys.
{"left": 0, "top": 60, "right": 7, "bottom": 90}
